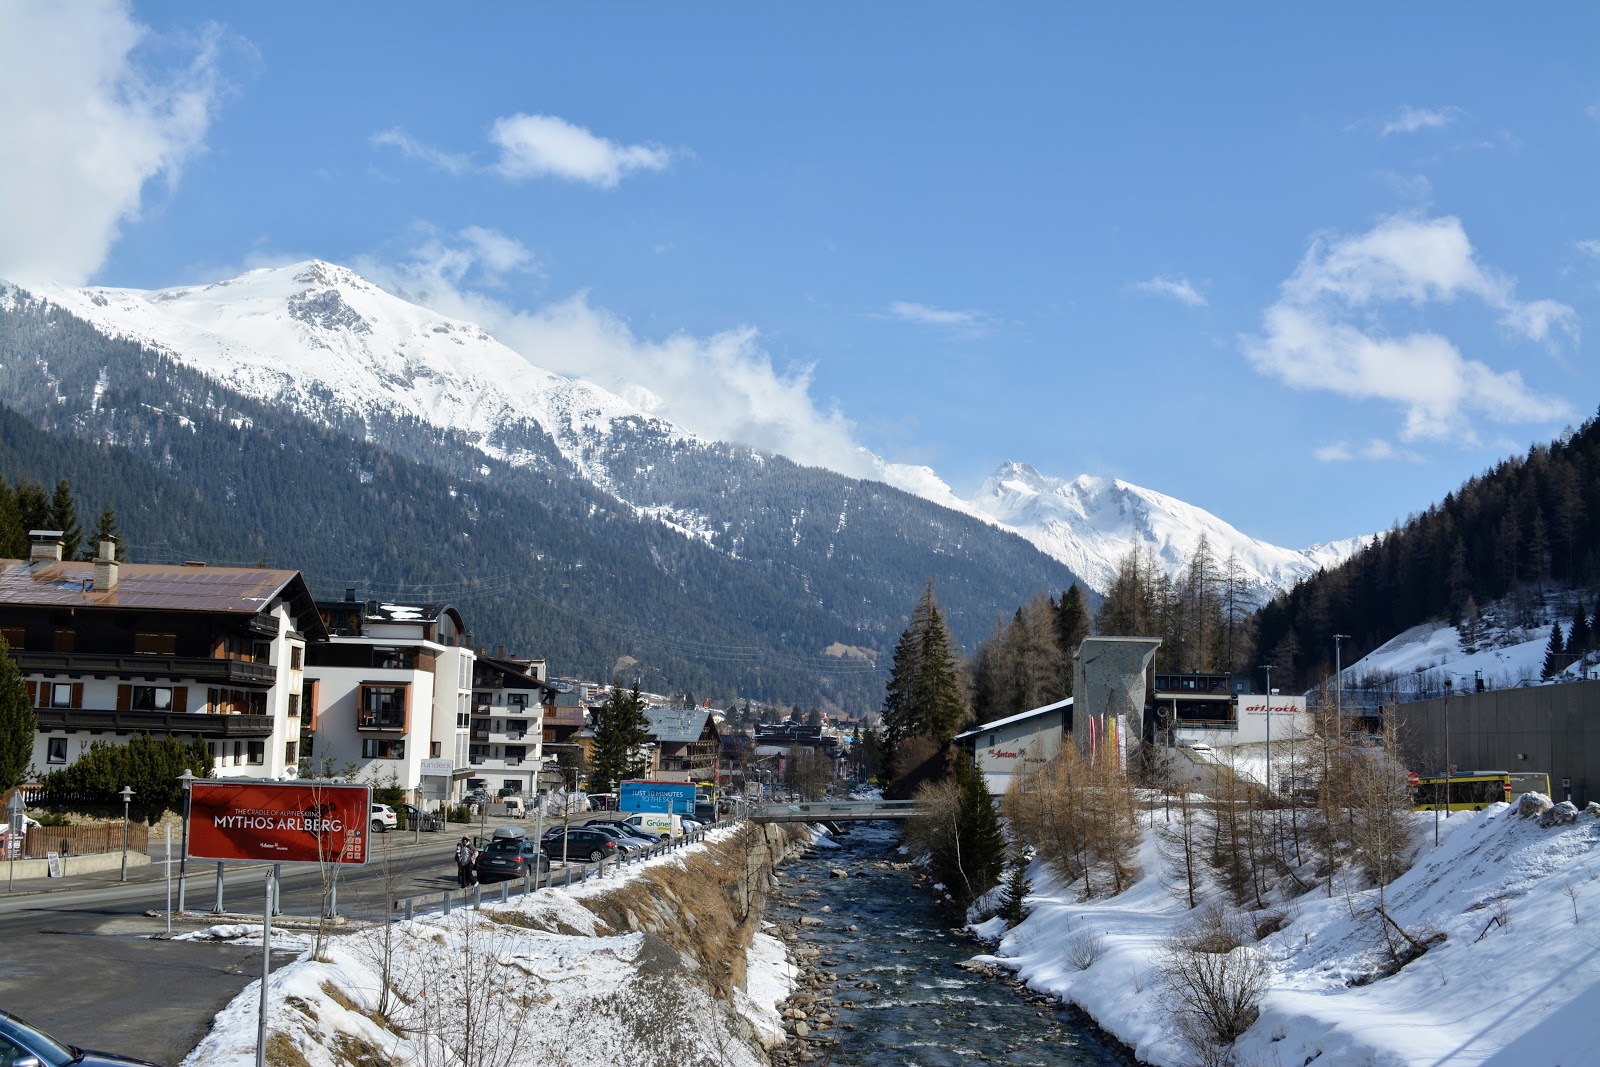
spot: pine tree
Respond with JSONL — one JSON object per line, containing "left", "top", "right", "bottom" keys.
{"left": 996, "top": 850, "right": 1032, "bottom": 926}
{"left": 1569, "top": 604, "right": 1592, "bottom": 659}
{"left": 0, "top": 635, "right": 36, "bottom": 790}
{"left": 48, "top": 480, "right": 83, "bottom": 561}
{"left": 1541, "top": 622, "right": 1566, "bottom": 679}
{"left": 1056, "top": 584, "right": 1090, "bottom": 693}
{"left": 13, "top": 481, "right": 49, "bottom": 537}
{"left": 81, "top": 505, "right": 127, "bottom": 561}
{"left": 882, "top": 581, "right": 970, "bottom": 767}
{"left": 590, "top": 683, "right": 649, "bottom": 793}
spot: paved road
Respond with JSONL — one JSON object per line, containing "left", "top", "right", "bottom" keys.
{"left": 0, "top": 819, "right": 595, "bottom": 1065}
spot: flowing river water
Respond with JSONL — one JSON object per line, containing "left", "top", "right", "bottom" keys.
{"left": 769, "top": 823, "right": 1133, "bottom": 1067}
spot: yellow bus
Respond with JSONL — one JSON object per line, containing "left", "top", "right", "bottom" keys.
{"left": 1411, "top": 771, "right": 1511, "bottom": 812}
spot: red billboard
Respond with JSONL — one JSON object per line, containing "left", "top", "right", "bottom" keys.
{"left": 187, "top": 780, "right": 371, "bottom": 866}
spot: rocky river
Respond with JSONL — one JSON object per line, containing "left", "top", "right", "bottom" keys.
{"left": 766, "top": 823, "right": 1133, "bottom": 1067}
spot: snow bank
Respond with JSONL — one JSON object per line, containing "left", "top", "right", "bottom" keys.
{"left": 972, "top": 804, "right": 1600, "bottom": 1066}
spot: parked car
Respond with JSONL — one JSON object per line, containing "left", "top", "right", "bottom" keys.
{"left": 582, "top": 823, "right": 645, "bottom": 855}
{"left": 540, "top": 828, "right": 619, "bottom": 864}
{"left": 371, "top": 803, "right": 398, "bottom": 833}
{"left": 401, "top": 804, "right": 442, "bottom": 832}
{"left": 474, "top": 836, "right": 551, "bottom": 882}
{"left": 0, "top": 1007, "right": 163, "bottom": 1067}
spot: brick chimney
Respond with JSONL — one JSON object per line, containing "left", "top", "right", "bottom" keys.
{"left": 27, "top": 530, "right": 63, "bottom": 563}
{"left": 94, "top": 540, "right": 119, "bottom": 591}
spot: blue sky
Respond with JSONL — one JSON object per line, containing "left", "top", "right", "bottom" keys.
{"left": 1, "top": 2, "right": 1596, "bottom": 547}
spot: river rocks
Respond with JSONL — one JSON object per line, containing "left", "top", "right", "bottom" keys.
{"left": 793, "top": 1021, "right": 810, "bottom": 1038}
{"left": 800, "top": 915, "right": 825, "bottom": 926}
{"left": 830, "top": 867, "right": 849, "bottom": 878}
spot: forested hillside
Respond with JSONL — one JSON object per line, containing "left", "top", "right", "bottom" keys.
{"left": 0, "top": 296, "right": 1084, "bottom": 711}
{"left": 1253, "top": 412, "right": 1600, "bottom": 689}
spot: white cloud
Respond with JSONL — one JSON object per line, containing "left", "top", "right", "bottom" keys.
{"left": 372, "top": 113, "right": 672, "bottom": 190}
{"left": 1130, "top": 275, "right": 1208, "bottom": 308}
{"left": 371, "top": 127, "right": 470, "bottom": 175}
{"left": 885, "top": 301, "right": 985, "bottom": 328}
{"left": 1315, "top": 438, "right": 1420, "bottom": 464}
{"left": 1576, "top": 239, "right": 1600, "bottom": 259}
{"left": 0, "top": 0, "right": 224, "bottom": 285}
{"left": 489, "top": 114, "right": 670, "bottom": 188}
{"left": 357, "top": 233, "right": 874, "bottom": 478}
{"left": 1380, "top": 105, "right": 1463, "bottom": 137}
{"left": 1243, "top": 215, "right": 1574, "bottom": 444}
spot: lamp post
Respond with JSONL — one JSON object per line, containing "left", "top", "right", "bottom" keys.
{"left": 1333, "top": 634, "right": 1350, "bottom": 722}
{"left": 119, "top": 785, "right": 135, "bottom": 882}
{"left": 177, "top": 769, "right": 195, "bottom": 913}
{"left": 1259, "top": 665, "right": 1273, "bottom": 795}
{"left": 1443, "top": 677, "right": 1453, "bottom": 815}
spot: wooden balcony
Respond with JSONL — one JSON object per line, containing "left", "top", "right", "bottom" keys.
{"left": 13, "top": 650, "right": 277, "bottom": 687}
{"left": 36, "top": 707, "right": 275, "bottom": 738}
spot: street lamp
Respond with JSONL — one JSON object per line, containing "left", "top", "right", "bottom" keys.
{"left": 177, "top": 769, "right": 195, "bottom": 913}
{"left": 118, "top": 785, "right": 135, "bottom": 882}
{"left": 1259, "top": 665, "right": 1273, "bottom": 795}
{"left": 1443, "top": 678, "right": 1453, "bottom": 814}
{"left": 1333, "top": 634, "right": 1350, "bottom": 722}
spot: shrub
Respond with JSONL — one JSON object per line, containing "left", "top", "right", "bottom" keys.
{"left": 1158, "top": 906, "right": 1272, "bottom": 1063}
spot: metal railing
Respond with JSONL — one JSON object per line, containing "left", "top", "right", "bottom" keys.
{"left": 389, "top": 825, "right": 718, "bottom": 920}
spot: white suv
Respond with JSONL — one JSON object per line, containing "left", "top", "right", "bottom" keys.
{"left": 370, "top": 803, "right": 398, "bottom": 833}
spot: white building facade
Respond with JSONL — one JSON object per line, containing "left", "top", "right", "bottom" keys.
{"left": 303, "top": 597, "right": 474, "bottom": 801}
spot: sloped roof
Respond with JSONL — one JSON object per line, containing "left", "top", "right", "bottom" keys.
{"left": 644, "top": 707, "right": 713, "bottom": 744}
{"left": 954, "top": 696, "right": 1073, "bottom": 740}
{"left": 0, "top": 558, "right": 327, "bottom": 640}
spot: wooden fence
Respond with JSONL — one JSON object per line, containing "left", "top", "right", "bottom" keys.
{"left": 22, "top": 822, "right": 148, "bottom": 859}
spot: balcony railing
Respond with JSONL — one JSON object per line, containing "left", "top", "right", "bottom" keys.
{"left": 357, "top": 713, "right": 407, "bottom": 731}
{"left": 12, "top": 651, "right": 277, "bottom": 688}
{"left": 35, "top": 707, "right": 275, "bottom": 739}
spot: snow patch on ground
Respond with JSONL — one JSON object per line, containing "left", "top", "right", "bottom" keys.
{"left": 970, "top": 803, "right": 1600, "bottom": 1066}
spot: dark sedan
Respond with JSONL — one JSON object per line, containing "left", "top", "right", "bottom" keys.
{"left": 474, "top": 837, "right": 551, "bottom": 882}
{"left": 0, "top": 1008, "right": 164, "bottom": 1067}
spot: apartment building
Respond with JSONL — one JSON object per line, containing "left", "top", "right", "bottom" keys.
{"left": 467, "top": 653, "right": 556, "bottom": 796}
{"left": 1, "top": 533, "right": 325, "bottom": 779}
{"left": 303, "top": 593, "right": 474, "bottom": 801}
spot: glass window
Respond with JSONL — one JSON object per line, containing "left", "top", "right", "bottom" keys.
{"left": 132, "top": 686, "right": 173, "bottom": 711}
{"left": 51, "top": 684, "right": 73, "bottom": 708}
{"left": 247, "top": 741, "right": 265, "bottom": 765}
{"left": 47, "top": 737, "right": 67, "bottom": 764}
{"left": 362, "top": 739, "right": 405, "bottom": 759}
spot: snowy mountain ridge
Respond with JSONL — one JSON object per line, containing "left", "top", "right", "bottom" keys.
{"left": 12, "top": 261, "right": 1359, "bottom": 594}
{"left": 965, "top": 460, "right": 1366, "bottom": 595}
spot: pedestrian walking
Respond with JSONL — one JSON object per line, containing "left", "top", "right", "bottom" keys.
{"left": 455, "top": 835, "right": 476, "bottom": 887}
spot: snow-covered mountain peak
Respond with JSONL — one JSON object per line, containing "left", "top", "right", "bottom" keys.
{"left": 13, "top": 262, "right": 696, "bottom": 482}
{"left": 969, "top": 461, "right": 1364, "bottom": 597}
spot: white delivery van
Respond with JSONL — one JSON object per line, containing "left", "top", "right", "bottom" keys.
{"left": 624, "top": 812, "right": 682, "bottom": 839}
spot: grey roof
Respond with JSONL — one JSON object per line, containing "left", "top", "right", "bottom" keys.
{"left": 644, "top": 707, "right": 713, "bottom": 744}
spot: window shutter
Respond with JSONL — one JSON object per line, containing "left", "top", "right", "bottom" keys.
{"left": 116, "top": 684, "right": 132, "bottom": 711}
{"left": 173, "top": 687, "right": 188, "bottom": 714}
{"left": 70, "top": 683, "right": 83, "bottom": 708}
{"left": 24, "top": 681, "right": 37, "bottom": 707}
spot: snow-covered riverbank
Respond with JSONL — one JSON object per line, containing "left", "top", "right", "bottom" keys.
{"left": 967, "top": 798, "right": 1600, "bottom": 1066}
{"left": 178, "top": 824, "right": 800, "bottom": 1067}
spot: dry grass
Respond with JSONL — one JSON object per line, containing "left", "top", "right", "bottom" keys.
{"left": 263, "top": 1032, "right": 311, "bottom": 1067}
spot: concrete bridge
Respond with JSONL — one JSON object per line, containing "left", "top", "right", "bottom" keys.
{"left": 750, "top": 799, "right": 920, "bottom": 823}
